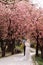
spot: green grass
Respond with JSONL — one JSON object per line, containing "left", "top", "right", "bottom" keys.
{"left": 35, "top": 56, "right": 43, "bottom": 65}
{"left": 33, "top": 56, "right": 43, "bottom": 65}
{"left": 15, "top": 44, "right": 24, "bottom": 52}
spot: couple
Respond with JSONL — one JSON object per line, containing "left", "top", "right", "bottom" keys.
{"left": 23, "top": 39, "right": 30, "bottom": 58}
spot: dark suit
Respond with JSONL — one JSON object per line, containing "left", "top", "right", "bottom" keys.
{"left": 24, "top": 44, "right": 26, "bottom": 56}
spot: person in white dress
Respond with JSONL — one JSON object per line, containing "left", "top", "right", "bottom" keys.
{"left": 25, "top": 39, "right": 31, "bottom": 59}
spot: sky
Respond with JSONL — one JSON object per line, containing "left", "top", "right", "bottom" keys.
{"left": 30, "top": 0, "right": 43, "bottom": 8}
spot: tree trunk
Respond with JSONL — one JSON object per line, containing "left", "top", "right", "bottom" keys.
{"left": 36, "top": 36, "right": 39, "bottom": 56}
{"left": 41, "top": 46, "right": 43, "bottom": 59}
{"left": 1, "top": 40, "right": 6, "bottom": 57}
{"left": 36, "top": 44, "right": 38, "bottom": 56}
{"left": 7, "top": 38, "right": 15, "bottom": 53}
{"left": 11, "top": 39, "right": 15, "bottom": 55}
{"left": 2, "top": 47, "right": 6, "bottom": 57}
{"left": 6, "top": 40, "right": 11, "bottom": 52}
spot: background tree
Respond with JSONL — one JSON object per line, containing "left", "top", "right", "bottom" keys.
{"left": 30, "top": 8, "right": 43, "bottom": 57}
{"left": 0, "top": 1, "right": 43, "bottom": 58}
{"left": 0, "top": 2, "right": 8, "bottom": 57}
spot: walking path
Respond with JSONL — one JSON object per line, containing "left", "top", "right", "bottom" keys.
{"left": 0, "top": 41, "right": 34, "bottom": 65}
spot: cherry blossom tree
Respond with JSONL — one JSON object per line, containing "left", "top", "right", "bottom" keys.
{"left": 0, "top": 1, "right": 43, "bottom": 58}
{"left": 0, "top": 2, "right": 12, "bottom": 56}
{"left": 30, "top": 8, "right": 43, "bottom": 58}
{"left": 0, "top": 2, "right": 7, "bottom": 57}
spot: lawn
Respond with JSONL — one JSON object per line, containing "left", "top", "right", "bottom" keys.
{"left": 33, "top": 55, "right": 43, "bottom": 65}
{"left": 15, "top": 44, "right": 24, "bottom": 52}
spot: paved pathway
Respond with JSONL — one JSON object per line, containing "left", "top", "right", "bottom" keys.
{"left": 0, "top": 53, "right": 34, "bottom": 65}
{"left": 0, "top": 48, "right": 35, "bottom": 65}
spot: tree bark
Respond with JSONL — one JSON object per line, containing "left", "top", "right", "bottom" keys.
{"left": 11, "top": 39, "right": 15, "bottom": 55}
{"left": 6, "top": 40, "right": 11, "bottom": 52}
{"left": 36, "top": 43, "right": 39, "bottom": 56}
{"left": 41, "top": 46, "right": 43, "bottom": 59}
{"left": 1, "top": 40, "right": 6, "bottom": 57}
{"left": 36, "top": 36, "right": 39, "bottom": 56}
{"left": 2, "top": 47, "right": 6, "bottom": 57}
